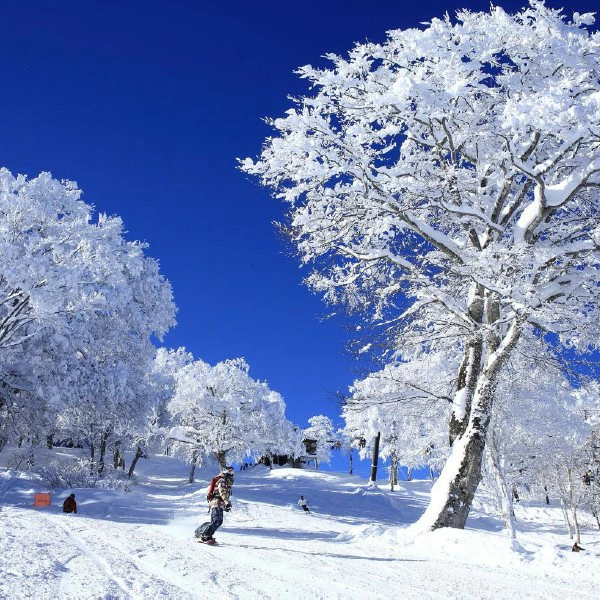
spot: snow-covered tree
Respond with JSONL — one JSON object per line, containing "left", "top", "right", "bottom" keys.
{"left": 168, "top": 357, "right": 297, "bottom": 478}
{"left": 482, "top": 350, "right": 594, "bottom": 540}
{"left": 303, "top": 415, "right": 335, "bottom": 467}
{"left": 0, "top": 169, "right": 176, "bottom": 459}
{"left": 242, "top": 3, "right": 600, "bottom": 529}
{"left": 344, "top": 356, "right": 452, "bottom": 484}
{"left": 147, "top": 347, "right": 194, "bottom": 454}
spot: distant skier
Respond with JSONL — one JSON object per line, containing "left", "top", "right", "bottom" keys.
{"left": 298, "top": 495, "right": 310, "bottom": 513}
{"left": 196, "top": 466, "right": 234, "bottom": 544}
{"left": 62, "top": 493, "right": 77, "bottom": 514}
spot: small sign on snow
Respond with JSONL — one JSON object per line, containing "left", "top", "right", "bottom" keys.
{"left": 33, "top": 492, "right": 52, "bottom": 507}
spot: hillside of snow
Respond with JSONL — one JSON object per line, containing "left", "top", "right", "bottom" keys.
{"left": 1, "top": 450, "right": 598, "bottom": 599}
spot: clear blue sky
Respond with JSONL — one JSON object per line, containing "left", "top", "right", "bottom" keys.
{"left": 0, "top": 0, "right": 596, "bottom": 452}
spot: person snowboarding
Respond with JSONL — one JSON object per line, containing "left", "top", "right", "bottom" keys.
{"left": 298, "top": 495, "right": 310, "bottom": 513}
{"left": 62, "top": 493, "right": 77, "bottom": 514}
{"left": 195, "top": 466, "right": 234, "bottom": 544}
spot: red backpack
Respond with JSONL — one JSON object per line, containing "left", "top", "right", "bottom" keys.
{"left": 206, "top": 474, "right": 223, "bottom": 501}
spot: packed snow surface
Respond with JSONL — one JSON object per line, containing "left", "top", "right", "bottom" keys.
{"left": 1, "top": 452, "right": 598, "bottom": 599}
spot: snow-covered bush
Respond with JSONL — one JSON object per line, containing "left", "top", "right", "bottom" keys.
{"left": 33, "top": 457, "right": 136, "bottom": 491}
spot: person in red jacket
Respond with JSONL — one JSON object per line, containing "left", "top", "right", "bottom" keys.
{"left": 62, "top": 493, "right": 77, "bottom": 513}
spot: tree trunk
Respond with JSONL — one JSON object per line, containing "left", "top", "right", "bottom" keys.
{"left": 486, "top": 435, "right": 517, "bottom": 539}
{"left": 349, "top": 448, "right": 353, "bottom": 475}
{"left": 449, "top": 285, "right": 484, "bottom": 445}
{"left": 113, "top": 443, "right": 121, "bottom": 469}
{"left": 128, "top": 446, "right": 146, "bottom": 479}
{"left": 369, "top": 432, "right": 380, "bottom": 484}
{"left": 188, "top": 450, "right": 199, "bottom": 483}
{"left": 390, "top": 457, "right": 398, "bottom": 491}
{"left": 418, "top": 370, "right": 499, "bottom": 529}
{"left": 89, "top": 439, "right": 96, "bottom": 473}
{"left": 560, "top": 499, "right": 574, "bottom": 539}
{"left": 46, "top": 434, "right": 53, "bottom": 449}
{"left": 572, "top": 506, "right": 581, "bottom": 544}
{"left": 417, "top": 316, "right": 521, "bottom": 530}
{"left": 567, "top": 467, "right": 581, "bottom": 544}
{"left": 98, "top": 429, "right": 109, "bottom": 475}
{"left": 215, "top": 450, "right": 226, "bottom": 472}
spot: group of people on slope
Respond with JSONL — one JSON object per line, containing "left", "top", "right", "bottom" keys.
{"left": 61, "top": 464, "right": 310, "bottom": 546}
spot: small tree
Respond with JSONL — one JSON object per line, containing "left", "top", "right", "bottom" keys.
{"left": 303, "top": 415, "right": 335, "bottom": 468}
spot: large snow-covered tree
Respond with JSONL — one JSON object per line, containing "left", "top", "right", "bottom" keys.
{"left": 0, "top": 169, "right": 176, "bottom": 453}
{"left": 242, "top": 3, "right": 600, "bottom": 529}
{"left": 168, "top": 357, "right": 298, "bottom": 474}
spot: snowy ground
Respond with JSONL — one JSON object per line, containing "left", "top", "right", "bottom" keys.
{"left": 1, "top": 450, "right": 598, "bottom": 599}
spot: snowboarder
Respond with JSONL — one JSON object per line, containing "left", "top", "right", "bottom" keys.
{"left": 196, "top": 466, "right": 234, "bottom": 544}
{"left": 62, "top": 493, "right": 77, "bottom": 514}
{"left": 298, "top": 495, "right": 310, "bottom": 513}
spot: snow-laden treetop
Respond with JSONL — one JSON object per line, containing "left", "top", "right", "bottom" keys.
{"left": 243, "top": 1, "right": 600, "bottom": 354}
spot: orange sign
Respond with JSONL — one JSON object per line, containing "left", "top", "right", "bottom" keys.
{"left": 33, "top": 492, "right": 52, "bottom": 507}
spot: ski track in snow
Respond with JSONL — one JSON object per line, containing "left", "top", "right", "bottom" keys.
{"left": 1, "top": 457, "right": 599, "bottom": 599}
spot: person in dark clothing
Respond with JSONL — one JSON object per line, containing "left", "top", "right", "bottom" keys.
{"left": 197, "top": 466, "right": 234, "bottom": 544}
{"left": 62, "top": 493, "right": 77, "bottom": 513}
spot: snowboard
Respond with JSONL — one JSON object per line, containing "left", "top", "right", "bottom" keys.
{"left": 194, "top": 522, "right": 211, "bottom": 539}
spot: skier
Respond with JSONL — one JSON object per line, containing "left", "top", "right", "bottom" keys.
{"left": 196, "top": 466, "right": 234, "bottom": 544}
{"left": 298, "top": 495, "right": 310, "bottom": 513}
{"left": 62, "top": 493, "right": 77, "bottom": 514}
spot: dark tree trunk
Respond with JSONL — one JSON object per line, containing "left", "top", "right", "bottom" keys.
{"left": 113, "top": 444, "right": 125, "bottom": 470}
{"left": 431, "top": 419, "right": 488, "bottom": 529}
{"left": 369, "top": 432, "right": 380, "bottom": 484}
{"left": 46, "top": 434, "right": 53, "bottom": 449}
{"left": 89, "top": 439, "right": 96, "bottom": 472}
{"left": 449, "top": 286, "right": 484, "bottom": 445}
{"left": 98, "top": 430, "right": 108, "bottom": 475}
{"left": 188, "top": 449, "right": 199, "bottom": 483}
{"left": 128, "top": 446, "right": 146, "bottom": 479}
{"left": 423, "top": 311, "right": 522, "bottom": 530}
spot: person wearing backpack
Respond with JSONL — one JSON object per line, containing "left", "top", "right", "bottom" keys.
{"left": 196, "top": 466, "right": 234, "bottom": 544}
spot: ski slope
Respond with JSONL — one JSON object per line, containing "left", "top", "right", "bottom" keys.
{"left": 1, "top": 452, "right": 598, "bottom": 599}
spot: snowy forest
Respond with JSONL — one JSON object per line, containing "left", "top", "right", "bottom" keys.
{"left": 1, "top": 0, "right": 599, "bottom": 557}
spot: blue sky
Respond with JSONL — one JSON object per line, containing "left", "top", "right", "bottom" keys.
{"left": 0, "top": 0, "right": 596, "bottom": 455}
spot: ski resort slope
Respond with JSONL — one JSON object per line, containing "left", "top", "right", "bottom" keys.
{"left": 1, "top": 454, "right": 598, "bottom": 600}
